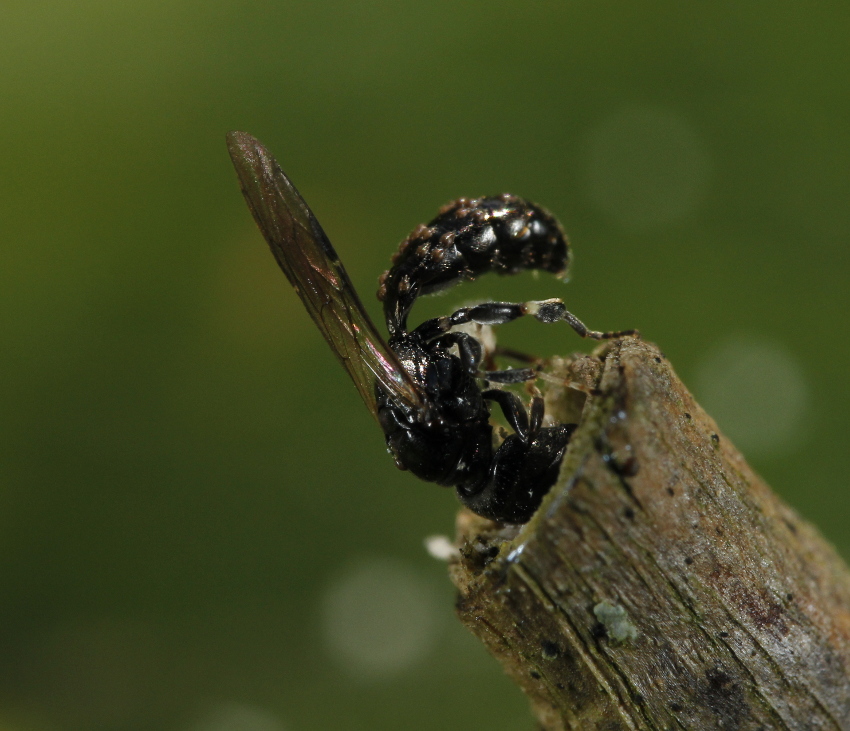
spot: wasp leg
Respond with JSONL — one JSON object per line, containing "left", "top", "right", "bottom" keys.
{"left": 414, "top": 300, "right": 638, "bottom": 341}
{"left": 543, "top": 303, "right": 640, "bottom": 340}
{"left": 482, "top": 390, "right": 547, "bottom": 442}
{"left": 435, "top": 332, "right": 537, "bottom": 384}
{"left": 448, "top": 330, "right": 543, "bottom": 378}
{"left": 435, "top": 331, "right": 482, "bottom": 374}
{"left": 529, "top": 394, "right": 544, "bottom": 434}
{"left": 481, "top": 367, "right": 538, "bottom": 385}
{"left": 456, "top": 420, "right": 576, "bottom": 523}
{"left": 483, "top": 388, "right": 531, "bottom": 441}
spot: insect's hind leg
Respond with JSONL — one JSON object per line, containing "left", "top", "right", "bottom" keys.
{"left": 512, "top": 300, "right": 639, "bottom": 340}
{"left": 536, "top": 302, "right": 639, "bottom": 340}
{"left": 413, "top": 300, "right": 638, "bottom": 342}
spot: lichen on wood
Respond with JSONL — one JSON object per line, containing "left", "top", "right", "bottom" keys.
{"left": 449, "top": 338, "right": 850, "bottom": 730}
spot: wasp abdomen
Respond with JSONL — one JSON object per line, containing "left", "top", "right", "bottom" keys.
{"left": 379, "top": 194, "right": 571, "bottom": 335}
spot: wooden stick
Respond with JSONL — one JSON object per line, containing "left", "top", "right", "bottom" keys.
{"left": 449, "top": 338, "right": 850, "bottom": 729}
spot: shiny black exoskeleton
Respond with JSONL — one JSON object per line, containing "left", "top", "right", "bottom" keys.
{"left": 226, "top": 132, "right": 637, "bottom": 523}
{"left": 375, "top": 196, "right": 581, "bottom": 521}
{"left": 377, "top": 195, "right": 570, "bottom": 338}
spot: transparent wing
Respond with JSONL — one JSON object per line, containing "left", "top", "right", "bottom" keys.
{"left": 226, "top": 131, "right": 422, "bottom": 420}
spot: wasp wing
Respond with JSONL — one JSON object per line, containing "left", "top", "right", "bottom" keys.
{"left": 226, "top": 131, "right": 422, "bottom": 420}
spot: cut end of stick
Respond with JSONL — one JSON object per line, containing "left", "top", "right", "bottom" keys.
{"left": 448, "top": 338, "right": 850, "bottom": 730}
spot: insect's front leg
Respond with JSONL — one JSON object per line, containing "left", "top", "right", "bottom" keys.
{"left": 434, "top": 331, "right": 482, "bottom": 375}
{"left": 483, "top": 390, "right": 547, "bottom": 443}
{"left": 482, "top": 389, "right": 532, "bottom": 441}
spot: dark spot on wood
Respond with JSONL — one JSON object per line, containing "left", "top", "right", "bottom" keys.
{"left": 454, "top": 593, "right": 470, "bottom": 614}
{"left": 715, "top": 526, "right": 723, "bottom": 536}
{"left": 684, "top": 412, "right": 692, "bottom": 419}
{"left": 460, "top": 539, "right": 501, "bottom": 571}
{"left": 654, "top": 356, "right": 662, "bottom": 363}
{"left": 623, "top": 506, "right": 635, "bottom": 520}
{"left": 718, "top": 631, "right": 729, "bottom": 638}
{"left": 684, "top": 556, "right": 694, "bottom": 565}
{"left": 666, "top": 486, "right": 675, "bottom": 496}
{"left": 786, "top": 593, "right": 794, "bottom": 602}
{"left": 619, "top": 456, "right": 639, "bottom": 477}
{"left": 701, "top": 666, "right": 748, "bottom": 726}
{"left": 711, "top": 433, "right": 720, "bottom": 445}
{"left": 541, "top": 640, "right": 561, "bottom": 660}
{"left": 590, "top": 622, "right": 606, "bottom": 640}
{"left": 530, "top": 670, "right": 541, "bottom": 679}
{"left": 784, "top": 518, "right": 798, "bottom": 534}
{"left": 669, "top": 702, "right": 683, "bottom": 712}
{"left": 630, "top": 690, "right": 645, "bottom": 705}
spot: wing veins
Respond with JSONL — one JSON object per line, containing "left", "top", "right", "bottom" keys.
{"left": 226, "top": 131, "right": 422, "bottom": 420}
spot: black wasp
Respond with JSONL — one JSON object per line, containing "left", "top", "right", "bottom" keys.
{"left": 226, "top": 132, "right": 637, "bottom": 523}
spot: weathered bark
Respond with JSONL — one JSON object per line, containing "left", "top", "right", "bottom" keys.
{"left": 449, "top": 338, "right": 850, "bottom": 729}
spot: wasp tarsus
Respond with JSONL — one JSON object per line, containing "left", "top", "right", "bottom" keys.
{"left": 227, "top": 131, "right": 636, "bottom": 523}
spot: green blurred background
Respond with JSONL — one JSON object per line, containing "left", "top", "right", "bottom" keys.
{"left": 1, "top": 2, "right": 848, "bottom": 729}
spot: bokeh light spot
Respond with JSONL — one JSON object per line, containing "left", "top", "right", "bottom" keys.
{"left": 321, "top": 557, "right": 441, "bottom": 680}
{"left": 587, "top": 106, "right": 711, "bottom": 228}
{"left": 694, "top": 335, "right": 809, "bottom": 457}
